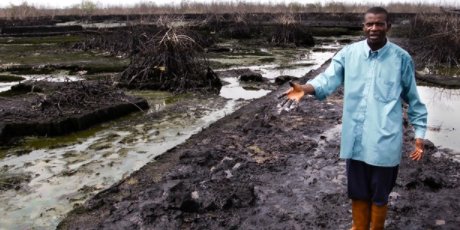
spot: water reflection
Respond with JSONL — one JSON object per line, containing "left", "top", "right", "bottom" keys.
{"left": 418, "top": 86, "right": 460, "bottom": 154}
{"left": 234, "top": 49, "right": 337, "bottom": 81}
{"left": 0, "top": 81, "right": 19, "bottom": 93}
{"left": 220, "top": 77, "right": 271, "bottom": 100}
{"left": 259, "top": 50, "right": 336, "bottom": 80}
{"left": 218, "top": 47, "right": 338, "bottom": 100}
{"left": 0, "top": 75, "right": 82, "bottom": 93}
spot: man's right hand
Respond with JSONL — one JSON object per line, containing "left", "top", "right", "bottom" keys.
{"left": 278, "top": 82, "right": 305, "bottom": 108}
{"left": 410, "top": 138, "right": 424, "bottom": 161}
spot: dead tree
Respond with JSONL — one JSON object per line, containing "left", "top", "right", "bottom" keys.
{"left": 270, "top": 14, "right": 314, "bottom": 47}
{"left": 120, "top": 26, "right": 222, "bottom": 93}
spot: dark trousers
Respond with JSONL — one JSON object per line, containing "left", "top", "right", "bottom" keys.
{"left": 346, "top": 159, "right": 399, "bottom": 206}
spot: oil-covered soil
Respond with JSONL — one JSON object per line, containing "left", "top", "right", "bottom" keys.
{"left": 58, "top": 62, "right": 460, "bottom": 229}
{"left": 0, "top": 80, "right": 148, "bottom": 144}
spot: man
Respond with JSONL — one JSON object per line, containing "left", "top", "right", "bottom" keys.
{"left": 280, "top": 7, "right": 427, "bottom": 230}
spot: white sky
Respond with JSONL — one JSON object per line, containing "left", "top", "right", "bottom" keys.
{"left": 0, "top": 0, "right": 458, "bottom": 9}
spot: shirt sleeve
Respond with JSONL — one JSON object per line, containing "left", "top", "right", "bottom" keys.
{"left": 401, "top": 56, "right": 428, "bottom": 139}
{"left": 307, "top": 48, "right": 345, "bottom": 100}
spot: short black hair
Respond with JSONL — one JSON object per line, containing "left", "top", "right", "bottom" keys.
{"left": 365, "top": 7, "right": 390, "bottom": 23}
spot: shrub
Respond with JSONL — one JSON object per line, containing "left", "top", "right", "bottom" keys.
{"left": 409, "top": 12, "right": 460, "bottom": 67}
{"left": 120, "top": 25, "right": 221, "bottom": 93}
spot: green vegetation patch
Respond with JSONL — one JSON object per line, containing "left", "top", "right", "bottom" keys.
{"left": 429, "top": 66, "right": 460, "bottom": 77}
{"left": 131, "top": 90, "right": 191, "bottom": 105}
{"left": 164, "top": 93, "right": 192, "bottom": 105}
{"left": 20, "top": 125, "right": 106, "bottom": 151}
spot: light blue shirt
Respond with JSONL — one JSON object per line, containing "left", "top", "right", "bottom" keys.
{"left": 308, "top": 39, "right": 428, "bottom": 167}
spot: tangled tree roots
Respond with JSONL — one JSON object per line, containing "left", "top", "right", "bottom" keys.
{"left": 120, "top": 27, "right": 222, "bottom": 94}
{"left": 31, "top": 81, "right": 128, "bottom": 117}
{"left": 409, "top": 12, "right": 460, "bottom": 67}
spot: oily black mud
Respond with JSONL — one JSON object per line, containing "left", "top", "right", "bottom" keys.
{"left": 0, "top": 81, "right": 148, "bottom": 144}
{"left": 58, "top": 63, "right": 460, "bottom": 229}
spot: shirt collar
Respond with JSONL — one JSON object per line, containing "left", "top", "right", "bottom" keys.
{"left": 363, "top": 38, "right": 390, "bottom": 59}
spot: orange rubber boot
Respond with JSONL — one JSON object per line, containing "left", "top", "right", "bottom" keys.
{"left": 350, "top": 199, "right": 371, "bottom": 230}
{"left": 370, "top": 203, "right": 388, "bottom": 230}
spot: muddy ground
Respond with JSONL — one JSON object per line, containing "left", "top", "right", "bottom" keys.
{"left": 0, "top": 80, "right": 148, "bottom": 144}
{"left": 58, "top": 62, "right": 460, "bottom": 229}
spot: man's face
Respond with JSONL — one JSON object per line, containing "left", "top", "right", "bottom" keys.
{"left": 363, "top": 13, "right": 391, "bottom": 46}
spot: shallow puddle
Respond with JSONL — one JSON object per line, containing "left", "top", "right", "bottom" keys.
{"left": 217, "top": 44, "right": 338, "bottom": 102}
{"left": 418, "top": 86, "right": 460, "bottom": 157}
{"left": 251, "top": 49, "right": 336, "bottom": 80}
{"left": 220, "top": 77, "right": 271, "bottom": 100}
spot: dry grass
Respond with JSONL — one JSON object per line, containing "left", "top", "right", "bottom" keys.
{"left": 270, "top": 14, "right": 314, "bottom": 47}
{"left": 0, "top": 2, "right": 450, "bottom": 19}
{"left": 409, "top": 12, "right": 460, "bottom": 67}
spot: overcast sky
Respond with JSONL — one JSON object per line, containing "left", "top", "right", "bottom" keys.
{"left": 0, "top": 0, "right": 458, "bottom": 9}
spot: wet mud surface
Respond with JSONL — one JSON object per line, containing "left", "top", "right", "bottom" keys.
{"left": 59, "top": 62, "right": 460, "bottom": 229}
{"left": 0, "top": 81, "right": 148, "bottom": 143}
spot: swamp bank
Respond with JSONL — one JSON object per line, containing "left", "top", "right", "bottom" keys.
{"left": 0, "top": 81, "right": 148, "bottom": 144}
{"left": 58, "top": 62, "right": 460, "bottom": 229}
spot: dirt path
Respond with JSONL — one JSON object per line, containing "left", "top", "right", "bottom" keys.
{"left": 58, "top": 62, "right": 460, "bottom": 229}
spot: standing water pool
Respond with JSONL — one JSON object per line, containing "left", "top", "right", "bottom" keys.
{"left": 417, "top": 86, "right": 460, "bottom": 160}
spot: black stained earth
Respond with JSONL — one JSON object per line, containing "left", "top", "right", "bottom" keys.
{"left": 57, "top": 62, "right": 460, "bottom": 229}
{"left": 0, "top": 80, "right": 148, "bottom": 144}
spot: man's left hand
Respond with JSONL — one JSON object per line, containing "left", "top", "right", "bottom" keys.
{"left": 410, "top": 138, "right": 424, "bottom": 161}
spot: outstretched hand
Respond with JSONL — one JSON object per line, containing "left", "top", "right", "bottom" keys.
{"left": 278, "top": 82, "right": 305, "bottom": 109}
{"left": 410, "top": 138, "right": 424, "bottom": 161}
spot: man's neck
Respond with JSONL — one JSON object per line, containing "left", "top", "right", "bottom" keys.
{"left": 367, "top": 38, "right": 387, "bottom": 51}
